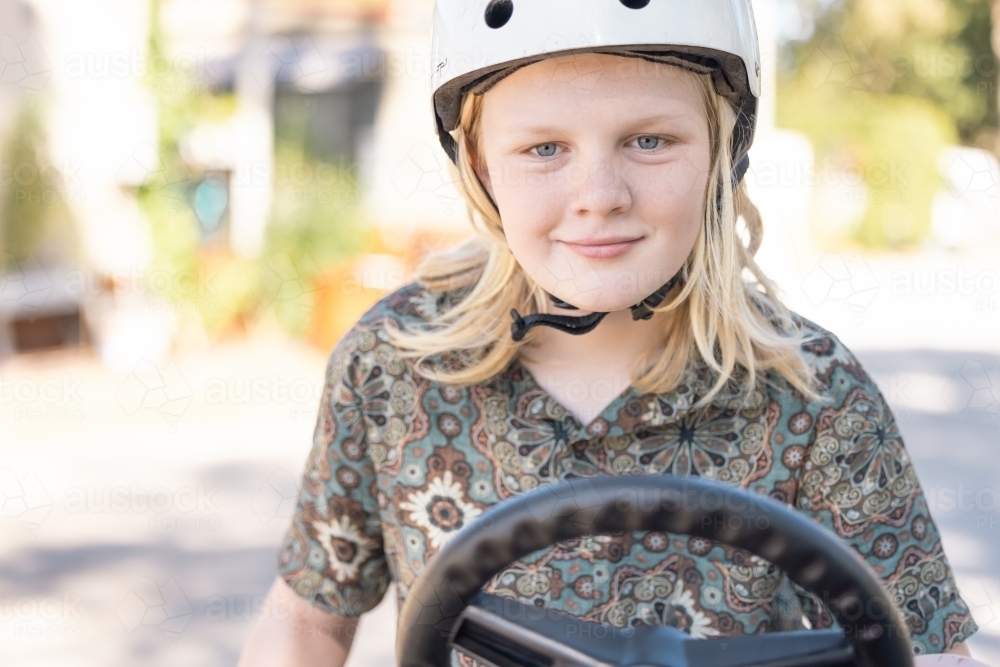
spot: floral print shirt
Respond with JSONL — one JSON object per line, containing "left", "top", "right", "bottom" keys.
{"left": 277, "top": 281, "right": 979, "bottom": 657}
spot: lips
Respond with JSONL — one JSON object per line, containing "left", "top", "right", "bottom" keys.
{"left": 560, "top": 238, "right": 642, "bottom": 259}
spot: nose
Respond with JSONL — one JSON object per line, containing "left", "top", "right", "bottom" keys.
{"left": 567, "top": 150, "right": 633, "bottom": 218}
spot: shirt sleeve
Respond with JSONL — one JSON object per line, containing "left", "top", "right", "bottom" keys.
{"left": 276, "top": 321, "right": 391, "bottom": 617}
{"left": 792, "top": 329, "right": 979, "bottom": 655}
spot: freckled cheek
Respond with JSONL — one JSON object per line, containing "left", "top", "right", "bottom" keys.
{"left": 659, "top": 151, "right": 711, "bottom": 200}
{"left": 634, "top": 161, "right": 709, "bottom": 230}
{"left": 493, "top": 168, "right": 566, "bottom": 257}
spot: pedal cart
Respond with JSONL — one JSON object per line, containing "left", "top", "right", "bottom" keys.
{"left": 398, "top": 475, "right": 915, "bottom": 667}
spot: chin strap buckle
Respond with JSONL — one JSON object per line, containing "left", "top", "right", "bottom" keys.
{"left": 630, "top": 271, "right": 684, "bottom": 321}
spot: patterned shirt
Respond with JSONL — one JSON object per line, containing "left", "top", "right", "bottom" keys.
{"left": 277, "top": 281, "right": 979, "bottom": 656}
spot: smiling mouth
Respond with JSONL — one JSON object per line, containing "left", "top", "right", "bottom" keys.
{"left": 560, "top": 238, "right": 642, "bottom": 259}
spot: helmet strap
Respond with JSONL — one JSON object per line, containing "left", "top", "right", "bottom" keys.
{"left": 510, "top": 269, "right": 684, "bottom": 342}
{"left": 509, "top": 308, "right": 606, "bottom": 342}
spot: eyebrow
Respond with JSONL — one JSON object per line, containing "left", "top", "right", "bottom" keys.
{"left": 501, "top": 111, "right": 693, "bottom": 136}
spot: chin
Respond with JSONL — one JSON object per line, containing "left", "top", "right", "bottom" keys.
{"left": 547, "top": 289, "right": 646, "bottom": 314}
{"left": 545, "top": 268, "right": 678, "bottom": 314}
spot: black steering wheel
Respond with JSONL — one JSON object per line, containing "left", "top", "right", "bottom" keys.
{"left": 397, "top": 475, "right": 915, "bottom": 667}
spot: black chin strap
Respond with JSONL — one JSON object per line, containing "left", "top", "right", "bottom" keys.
{"left": 509, "top": 310, "right": 603, "bottom": 342}
{"left": 508, "top": 153, "right": 751, "bottom": 343}
{"left": 510, "top": 270, "right": 684, "bottom": 342}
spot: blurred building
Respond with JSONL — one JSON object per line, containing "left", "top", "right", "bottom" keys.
{"left": 0, "top": 0, "right": 87, "bottom": 356}
{"left": 0, "top": 0, "right": 457, "bottom": 363}
{"left": 158, "top": 0, "right": 463, "bottom": 257}
{"left": 2, "top": 0, "right": 995, "bottom": 363}
{"left": 0, "top": 0, "right": 810, "bottom": 361}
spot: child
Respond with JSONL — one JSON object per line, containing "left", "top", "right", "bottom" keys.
{"left": 238, "top": 1, "right": 981, "bottom": 665}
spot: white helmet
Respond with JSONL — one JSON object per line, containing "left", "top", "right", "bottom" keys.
{"left": 430, "top": 0, "right": 761, "bottom": 173}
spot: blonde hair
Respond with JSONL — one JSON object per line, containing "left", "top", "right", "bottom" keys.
{"left": 384, "top": 61, "right": 823, "bottom": 408}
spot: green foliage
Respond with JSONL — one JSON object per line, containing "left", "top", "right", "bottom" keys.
{"left": 135, "top": 0, "right": 243, "bottom": 331}
{"left": 777, "top": 0, "right": 994, "bottom": 248}
{"left": 136, "top": 0, "right": 369, "bottom": 337}
{"left": 0, "top": 103, "right": 77, "bottom": 269}
{"left": 779, "top": 81, "right": 956, "bottom": 248}
{"left": 781, "top": 0, "right": 996, "bottom": 144}
{"left": 892, "top": 0, "right": 995, "bottom": 145}
{"left": 253, "top": 143, "right": 372, "bottom": 336}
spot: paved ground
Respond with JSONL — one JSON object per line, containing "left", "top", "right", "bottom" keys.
{"left": 2, "top": 252, "right": 999, "bottom": 666}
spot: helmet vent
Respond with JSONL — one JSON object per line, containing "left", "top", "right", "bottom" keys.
{"left": 619, "top": 0, "right": 651, "bottom": 8}
{"left": 484, "top": 0, "right": 514, "bottom": 28}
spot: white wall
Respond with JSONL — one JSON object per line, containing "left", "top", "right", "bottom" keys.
{"left": 363, "top": 0, "right": 470, "bottom": 249}
{"left": 29, "top": 0, "right": 158, "bottom": 274}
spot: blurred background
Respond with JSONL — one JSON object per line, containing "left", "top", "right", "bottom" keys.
{"left": 0, "top": 0, "right": 998, "bottom": 665}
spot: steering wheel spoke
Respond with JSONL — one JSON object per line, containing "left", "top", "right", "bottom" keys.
{"left": 684, "top": 630, "right": 853, "bottom": 667}
{"left": 450, "top": 594, "right": 854, "bottom": 667}
{"left": 451, "top": 592, "right": 687, "bottom": 667}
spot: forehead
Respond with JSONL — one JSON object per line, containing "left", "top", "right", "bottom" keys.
{"left": 480, "top": 52, "right": 707, "bottom": 127}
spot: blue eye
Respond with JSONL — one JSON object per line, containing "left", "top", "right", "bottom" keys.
{"left": 636, "top": 136, "right": 661, "bottom": 150}
{"left": 534, "top": 143, "right": 558, "bottom": 157}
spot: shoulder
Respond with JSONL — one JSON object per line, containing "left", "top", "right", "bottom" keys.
{"left": 352, "top": 280, "right": 457, "bottom": 328}
{"left": 774, "top": 310, "right": 889, "bottom": 421}
{"left": 744, "top": 290, "right": 871, "bottom": 396}
{"left": 787, "top": 310, "right": 874, "bottom": 389}
{"left": 326, "top": 280, "right": 472, "bottom": 375}
{"left": 338, "top": 279, "right": 471, "bottom": 341}
{"left": 747, "top": 308, "right": 879, "bottom": 413}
